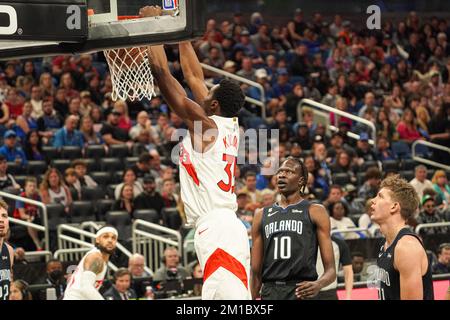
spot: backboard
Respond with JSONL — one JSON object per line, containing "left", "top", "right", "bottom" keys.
{"left": 0, "top": 0, "right": 205, "bottom": 60}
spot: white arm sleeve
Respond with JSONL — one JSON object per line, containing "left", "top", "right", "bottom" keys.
{"left": 80, "top": 271, "right": 104, "bottom": 300}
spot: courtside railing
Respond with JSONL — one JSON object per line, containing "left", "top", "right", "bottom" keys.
{"left": 0, "top": 190, "right": 49, "bottom": 252}
{"left": 331, "top": 227, "right": 370, "bottom": 238}
{"left": 200, "top": 63, "right": 267, "bottom": 119}
{"left": 415, "top": 222, "right": 450, "bottom": 234}
{"left": 299, "top": 99, "right": 377, "bottom": 146}
{"left": 132, "top": 219, "right": 182, "bottom": 275}
{"left": 412, "top": 140, "right": 450, "bottom": 171}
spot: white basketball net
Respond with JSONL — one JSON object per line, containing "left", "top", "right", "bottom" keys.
{"left": 104, "top": 47, "right": 155, "bottom": 102}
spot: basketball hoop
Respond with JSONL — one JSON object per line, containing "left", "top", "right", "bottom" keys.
{"left": 104, "top": 45, "right": 155, "bottom": 102}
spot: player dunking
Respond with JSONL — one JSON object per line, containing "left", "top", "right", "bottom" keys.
{"left": 0, "top": 200, "right": 14, "bottom": 301}
{"left": 140, "top": 7, "right": 249, "bottom": 299}
{"left": 251, "top": 157, "right": 336, "bottom": 300}
{"left": 370, "top": 174, "right": 434, "bottom": 300}
{"left": 63, "top": 226, "right": 118, "bottom": 300}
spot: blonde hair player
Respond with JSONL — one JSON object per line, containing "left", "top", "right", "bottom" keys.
{"left": 63, "top": 227, "right": 118, "bottom": 300}
{"left": 141, "top": 6, "right": 250, "bottom": 300}
{"left": 370, "top": 175, "right": 434, "bottom": 300}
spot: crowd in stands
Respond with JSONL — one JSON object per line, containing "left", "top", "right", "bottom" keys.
{"left": 1, "top": 9, "right": 449, "bottom": 299}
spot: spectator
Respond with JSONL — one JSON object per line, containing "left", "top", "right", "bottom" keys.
{"left": 112, "top": 184, "right": 135, "bottom": 217}
{"left": 54, "top": 88, "right": 69, "bottom": 117}
{"left": 358, "top": 167, "right": 382, "bottom": 200}
{"left": 153, "top": 247, "right": 189, "bottom": 282}
{"left": 15, "top": 100, "right": 38, "bottom": 141}
{"left": 355, "top": 133, "right": 377, "bottom": 165}
{"left": 357, "top": 92, "right": 378, "bottom": 118}
{"left": 432, "top": 170, "right": 450, "bottom": 205}
{"left": 270, "top": 108, "right": 293, "bottom": 144}
{"left": 103, "top": 268, "right": 137, "bottom": 300}
{"left": 331, "top": 150, "right": 356, "bottom": 177}
{"left": 328, "top": 200, "right": 359, "bottom": 240}
{"left": 129, "top": 111, "right": 153, "bottom": 141}
{"left": 239, "top": 171, "right": 262, "bottom": 205}
{"left": 36, "top": 96, "right": 63, "bottom": 144}
{"left": 100, "top": 108, "right": 130, "bottom": 146}
{"left": 39, "top": 168, "right": 72, "bottom": 212}
{"left": 272, "top": 68, "right": 293, "bottom": 99}
{"left": 375, "top": 136, "right": 396, "bottom": 161}
{"left": 410, "top": 165, "right": 434, "bottom": 199}
{"left": 292, "top": 122, "right": 313, "bottom": 150}
{"left": 59, "top": 72, "right": 79, "bottom": 100}
{"left": 358, "top": 199, "right": 381, "bottom": 238}
{"left": 35, "top": 259, "right": 67, "bottom": 300}
{"left": 134, "top": 175, "right": 164, "bottom": 218}
{"left": 0, "top": 155, "right": 20, "bottom": 190}
{"left": 396, "top": 107, "right": 423, "bottom": 143}
{"left": 9, "top": 280, "right": 32, "bottom": 300}
{"left": 79, "top": 91, "right": 97, "bottom": 117}
{"left": 287, "top": 8, "right": 307, "bottom": 45}
{"left": 13, "top": 177, "right": 43, "bottom": 250}
{"left": 189, "top": 261, "right": 203, "bottom": 297}
{"left": 30, "top": 85, "right": 43, "bottom": 118}
{"left": 0, "top": 130, "right": 28, "bottom": 167}
{"left": 376, "top": 107, "right": 396, "bottom": 141}
{"left": 2, "top": 88, "right": 24, "bottom": 120}
{"left": 52, "top": 115, "right": 84, "bottom": 148}
{"left": 114, "top": 168, "right": 143, "bottom": 200}
{"left": 64, "top": 168, "right": 81, "bottom": 201}
{"left": 39, "top": 72, "right": 55, "bottom": 97}
{"left": 236, "top": 56, "right": 256, "bottom": 81}
{"left": 114, "top": 100, "right": 132, "bottom": 133}
{"left": 72, "top": 159, "right": 97, "bottom": 188}
{"left": 0, "top": 93, "right": 11, "bottom": 136}
{"left": 89, "top": 106, "right": 104, "bottom": 133}
{"left": 128, "top": 253, "right": 151, "bottom": 278}
{"left": 351, "top": 252, "right": 369, "bottom": 282}
{"left": 234, "top": 30, "right": 259, "bottom": 60}
{"left": 161, "top": 178, "right": 178, "bottom": 209}
{"left": 416, "top": 195, "right": 448, "bottom": 235}
{"left": 23, "top": 130, "right": 45, "bottom": 161}
{"left": 80, "top": 115, "right": 102, "bottom": 145}
{"left": 131, "top": 153, "right": 152, "bottom": 181}
{"left": 432, "top": 243, "right": 450, "bottom": 274}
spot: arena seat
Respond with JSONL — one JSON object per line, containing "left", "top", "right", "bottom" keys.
{"left": 13, "top": 175, "right": 27, "bottom": 188}
{"left": 113, "top": 171, "right": 124, "bottom": 184}
{"left": 400, "top": 159, "right": 417, "bottom": 171}
{"left": 81, "top": 186, "right": 106, "bottom": 201}
{"left": 134, "top": 209, "right": 160, "bottom": 224}
{"left": 361, "top": 160, "right": 378, "bottom": 171}
{"left": 400, "top": 170, "right": 414, "bottom": 181}
{"left": 46, "top": 203, "right": 66, "bottom": 231}
{"left": 6, "top": 162, "right": 23, "bottom": 175}
{"left": 90, "top": 171, "right": 112, "bottom": 187}
{"left": 382, "top": 160, "right": 399, "bottom": 171}
{"left": 95, "top": 199, "right": 115, "bottom": 221}
{"left": 125, "top": 157, "right": 139, "bottom": 169}
{"left": 85, "top": 145, "right": 106, "bottom": 159}
{"left": 60, "top": 146, "right": 82, "bottom": 160}
{"left": 42, "top": 146, "right": 60, "bottom": 163}
{"left": 332, "top": 173, "right": 350, "bottom": 185}
{"left": 161, "top": 208, "right": 182, "bottom": 230}
{"left": 71, "top": 201, "right": 95, "bottom": 223}
{"left": 83, "top": 158, "right": 98, "bottom": 172}
{"left": 105, "top": 211, "right": 132, "bottom": 241}
{"left": 109, "top": 144, "right": 130, "bottom": 159}
{"left": 391, "top": 141, "right": 411, "bottom": 159}
{"left": 100, "top": 158, "right": 123, "bottom": 172}
{"left": 107, "top": 184, "right": 118, "bottom": 199}
{"left": 51, "top": 159, "right": 72, "bottom": 173}
{"left": 27, "top": 160, "right": 48, "bottom": 175}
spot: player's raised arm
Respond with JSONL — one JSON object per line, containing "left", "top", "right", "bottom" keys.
{"left": 250, "top": 208, "right": 264, "bottom": 299}
{"left": 296, "top": 204, "right": 336, "bottom": 299}
{"left": 80, "top": 252, "right": 105, "bottom": 300}
{"left": 395, "top": 237, "right": 425, "bottom": 300}
{"left": 147, "top": 44, "right": 215, "bottom": 134}
{"left": 179, "top": 41, "right": 209, "bottom": 103}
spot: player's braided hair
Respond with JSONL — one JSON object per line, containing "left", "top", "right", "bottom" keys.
{"left": 286, "top": 156, "right": 308, "bottom": 195}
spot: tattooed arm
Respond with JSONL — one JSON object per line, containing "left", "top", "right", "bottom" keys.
{"left": 80, "top": 252, "right": 105, "bottom": 300}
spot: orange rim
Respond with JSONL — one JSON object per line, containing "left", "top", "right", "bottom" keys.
{"left": 118, "top": 15, "right": 140, "bottom": 20}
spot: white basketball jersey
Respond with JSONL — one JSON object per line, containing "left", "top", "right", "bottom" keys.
{"left": 63, "top": 247, "right": 107, "bottom": 300}
{"left": 179, "top": 115, "right": 240, "bottom": 226}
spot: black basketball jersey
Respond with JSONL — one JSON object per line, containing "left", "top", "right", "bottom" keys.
{"left": 0, "top": 242, "right": 12, "bottom": 300}
{"left": 261, "top": 199, "right": 318, "bottom": 282}
{"left": 376, "top": 228, "right": 434, "bottom": 300}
